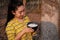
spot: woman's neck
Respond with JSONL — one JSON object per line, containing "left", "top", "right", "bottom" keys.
{"left": 14, "top": 17, "right": 24, "bottom": 22}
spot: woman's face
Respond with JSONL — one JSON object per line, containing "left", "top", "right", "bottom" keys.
{"left": 13, "top": 5, "right": 26, "bottom": 19}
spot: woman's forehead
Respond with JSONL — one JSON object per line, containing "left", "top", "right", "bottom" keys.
{"left": 17, "top": 6, "right": 25, "bottom": 11}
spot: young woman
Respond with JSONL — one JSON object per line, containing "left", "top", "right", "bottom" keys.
{"left": 6, "top": 1, "right": 34, "bottom": 40}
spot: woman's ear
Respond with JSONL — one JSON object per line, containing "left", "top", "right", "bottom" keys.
{"left": 12, "top": 11, "right": 15, "bottom": 15}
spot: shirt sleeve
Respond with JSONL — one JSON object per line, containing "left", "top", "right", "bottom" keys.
{"left": 6, "top": 23, "right": 15, "bottom": 40}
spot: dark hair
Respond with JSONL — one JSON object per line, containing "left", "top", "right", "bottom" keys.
{"left": 6, "top": 1, "right": 23, "bottom": 26}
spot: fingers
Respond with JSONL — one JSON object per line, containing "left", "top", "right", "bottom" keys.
{"left": 28, "top": 28, "right": 34, "bottom": 32}
{"left": 24, "top": 27, "right": 34, "bottom": 33}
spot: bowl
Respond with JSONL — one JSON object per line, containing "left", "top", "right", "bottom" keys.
{"left": 27, "top": 22, "right": 38, "bottom": 31}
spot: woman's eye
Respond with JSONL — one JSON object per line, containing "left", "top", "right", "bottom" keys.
{"left": 19, "top": 11, "right": 22, "bottom": 13}
{"left": 19, "top": 12, "right": 22, "bottom": 14}
{"left": 22, "top": 9, "right": 25, "bottom": 12}
{"left": 19, "top": 10, "right": 25, "bottom": 14}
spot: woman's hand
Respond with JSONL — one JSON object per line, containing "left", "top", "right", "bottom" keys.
{"left": 23, "top": 27, "right": 34, "bottom": 33}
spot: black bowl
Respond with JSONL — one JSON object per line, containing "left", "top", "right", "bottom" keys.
{"left": 27, "top": 22, "right": 38, "bottom": 31}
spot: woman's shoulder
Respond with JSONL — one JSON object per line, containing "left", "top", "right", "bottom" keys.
{"left": 6, "top": 18, "right": 16, "bottom": 27}
{"left": 6, "top": 19, "right": 15, "bottom": 31}
{"left": 24, "top": 16, "right": 30, "bottom": 20}
{"left": 24, "top": 16, "right": 31, "bottom": 23}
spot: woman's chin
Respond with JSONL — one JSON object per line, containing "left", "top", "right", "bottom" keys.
{"left": 17, "top": 16, "right": 25, "bottom": 19}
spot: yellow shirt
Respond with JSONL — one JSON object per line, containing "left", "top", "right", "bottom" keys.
{"left": 6, "top": 16, "right": 32, "bottom": 40}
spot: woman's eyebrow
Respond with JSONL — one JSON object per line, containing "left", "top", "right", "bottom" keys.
{"left": 19, "top": 9, "right": 25, "bottom": 12}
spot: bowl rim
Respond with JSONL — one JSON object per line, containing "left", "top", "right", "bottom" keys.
{"left": 27, "top": 22, "right": 38, "bottom": 27}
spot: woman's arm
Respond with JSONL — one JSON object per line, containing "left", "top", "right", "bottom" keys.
{"left": 15, "top": 27, "right": 34, "bottom": 40}
{"left": 15, "top": 30, "right": 25, "bottom": 40}
{"left": 6, "top": 26, "right": 15, "bottom": 40}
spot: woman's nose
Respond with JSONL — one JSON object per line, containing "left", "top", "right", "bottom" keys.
{"left": 21, "top": 12, "right": 25, "bottom": 15}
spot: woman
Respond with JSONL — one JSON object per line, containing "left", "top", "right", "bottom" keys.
{"left": 6, "top": 1, "right": 34, "bottom": 40}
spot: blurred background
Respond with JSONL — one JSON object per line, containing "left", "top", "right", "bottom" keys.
{"left": 0, "top": 0, "right": 60, "bottom": 40}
